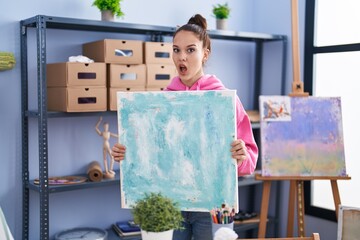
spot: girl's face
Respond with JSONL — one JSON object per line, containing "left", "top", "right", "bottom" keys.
{"left": 172, "top": 30, "right": 209, "bottom": 87}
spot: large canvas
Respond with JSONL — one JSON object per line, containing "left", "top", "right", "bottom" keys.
{"left": 259, "top": 96, "right": 346, "bottom": 177}
{"left": 117, "top": 90, "right": 238, "bottom": 211}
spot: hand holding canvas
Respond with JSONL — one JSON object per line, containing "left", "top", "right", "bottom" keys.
{"left": 231, "top": 139, "right": 248, "bottom": 165}
{"left": 111, "top": 143, "right": 126, "bottom": 162}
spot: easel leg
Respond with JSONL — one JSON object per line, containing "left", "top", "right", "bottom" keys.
{"left": 287, "top": 180, "right": 305, "bottom": 237}
{"left": 296, "top": 180, "right": 305, "bottom": 237}
{"left": 331, "top": 180, "right": 341, "bottom": 219}
{"left": 258, "top": 180, "right": 271, "bottom": 238}
{"left": 287, "top": 180, "right": 296, "bottom": 237}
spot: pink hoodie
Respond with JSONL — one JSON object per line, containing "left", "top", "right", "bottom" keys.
{"left": 165, "top": 74, "right": 258, "bottom": 176}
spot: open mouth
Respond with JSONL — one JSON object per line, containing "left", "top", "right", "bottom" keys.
{"left": 179, "top": 64, "right": 187, "bottom": 74}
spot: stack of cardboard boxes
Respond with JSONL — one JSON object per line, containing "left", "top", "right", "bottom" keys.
{"left": 47, "top": 62, "right": 107, "bottom": 112}
{"left": 144, "top": 42, "right": 176, "bottom": 91}
{"left": 83, "top": 39, "right": 146, "bottom": 111}
{"left": 46, "top": 38, "right": 176, "bottom": 112}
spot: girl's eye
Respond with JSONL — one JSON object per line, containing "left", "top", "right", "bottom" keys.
{"left": 187, "top": 48, "right": 195, "bottom": 53}
{"left": 173, "top": 48, "right": 179, "bottom": 53}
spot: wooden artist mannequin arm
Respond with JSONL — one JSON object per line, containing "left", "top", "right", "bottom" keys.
{"left": 95, "top": 117, "right": 102, "bottom": 136}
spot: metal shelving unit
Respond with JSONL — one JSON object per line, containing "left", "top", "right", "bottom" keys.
{"left": 20, "top": 15, "right": 287, "bottom": 240}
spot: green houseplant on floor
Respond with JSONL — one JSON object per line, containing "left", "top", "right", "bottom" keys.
{"left": 212, "top": 3, "right": 230, "bottom": 30}
{"left": 131, "top": 192, "right": 184, "bottom": 240}
{"left": 92, "top": 0, "right": 124, "bottom": 21}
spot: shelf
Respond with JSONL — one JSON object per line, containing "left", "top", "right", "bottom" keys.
{"left": 251, "top": 122, "right": 260, "bottom": 129}
{"left": 238, "top": 175, "right": 262, "bottom": 187}
{"left": 27, "top": 171, "right": 120, "bottom": 193}
{"left": 234, "top": 216, "right": 277, "bottom": 234}
{"left": 27, "top": 171, "right": 262, "bottom": 194}
{"left": 20, "top": 15, "right": 286, "bottom": 42}
{"left": 26, "top": 110, "right": 261, "bottom": 129}
{"left": 26, "top": 110, "right": 116, "bottom": 118}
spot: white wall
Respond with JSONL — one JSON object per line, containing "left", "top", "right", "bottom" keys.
{"left": 0, "top": 0, "right": 313, "bottom": 239}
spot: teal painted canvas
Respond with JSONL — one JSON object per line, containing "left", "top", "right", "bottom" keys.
{"left": 260, "top": 96, "right": 347, "bottom": 177}
{"left": 117, "top": 90, "right": 238, "bottom": 211}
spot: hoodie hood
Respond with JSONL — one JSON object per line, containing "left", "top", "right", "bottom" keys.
{"left": 165, "top": 74, "right": 226, "bottom": 91}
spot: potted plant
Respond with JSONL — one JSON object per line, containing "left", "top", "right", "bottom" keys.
{"left": 92, "top": 0, "right": 124, "bottom": 21}
{"left": 131, "top": 192, "right": 184, "bottom": 240}
{"left": 212, "top": 3, "right": 230, "bottom": 30}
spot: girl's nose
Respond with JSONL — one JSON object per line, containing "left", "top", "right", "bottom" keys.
{"left": 179, "top": 52, "right": 186, "bottom": 61}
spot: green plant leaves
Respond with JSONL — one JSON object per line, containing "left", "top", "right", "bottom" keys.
{"left": 131, "top": 192, "right": 184, "bottom": 232}
{"left": 212, "top": 3, "right": 230, "bottom": 19}
{"left": 92, "top": 0, "right": 124, "bottom": 17}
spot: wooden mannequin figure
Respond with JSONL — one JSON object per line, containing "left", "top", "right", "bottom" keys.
{"left": 95, "top": 117, "right": 118, "bottom": 179}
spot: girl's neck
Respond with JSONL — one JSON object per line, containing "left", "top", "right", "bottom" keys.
{"left": 181, "top": 73, "right": 204, "bottom": 88}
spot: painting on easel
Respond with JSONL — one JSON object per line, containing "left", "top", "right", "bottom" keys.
{"left": 259, "top": 96, "right": 347, "bottom": 177}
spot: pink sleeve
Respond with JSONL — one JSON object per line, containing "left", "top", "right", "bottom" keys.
{"left": 235, "top": 98, "right": 259, "bottom": 176}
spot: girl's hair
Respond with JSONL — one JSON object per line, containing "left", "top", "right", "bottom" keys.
{"left": 173, "top": 14, "right": 211, "bottom": 52}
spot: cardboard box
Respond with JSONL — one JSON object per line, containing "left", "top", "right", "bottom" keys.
{"left": 47, "top": 62, "right": 106, "bottom": 87}
{"left": 47, "top": 87, "right": 107, "bottom": 112}
{"left": 146, "top": 64, "right": 176, "bottom": 88}
{"left": 83, "top": 39, "right": 143, "bottom": 64}
{"left": 108, "top": 87, "right": 146, "bottom": 111}
{"left": 144, "top": 42, "right": 173, "bottom": 64}
{"left": 146, "top": 87, "right": 166, "bottom": 91}
{"left": 108, "top": 64, "right": 146, "bottom": 88}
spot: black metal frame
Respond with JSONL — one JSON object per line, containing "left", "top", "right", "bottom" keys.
{"left": 20, "top": 15, "right": 287, "bottom": 239}
{"left": 303, "top": 0, "right": 360, "bottom": 222}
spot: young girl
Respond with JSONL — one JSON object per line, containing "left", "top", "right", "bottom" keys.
{"left": 112, "top": 14, "right": 258, "bottom": 240}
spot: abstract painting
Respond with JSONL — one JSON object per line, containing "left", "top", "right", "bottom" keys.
{"left": 117, "top": 90, "right": 238, "bottom": 211}
{"left": 260, "top": 96, "right": 347, "bottom": 177}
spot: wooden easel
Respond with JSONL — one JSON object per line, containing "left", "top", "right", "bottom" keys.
{"left": 289, "top": 0, "right": 309, "bottom": 97}
{"left": 255, "top": 1, "right": 351, "bottom": 237}
{"left": 255, "top": 175, "right": 351, "bottom": 238}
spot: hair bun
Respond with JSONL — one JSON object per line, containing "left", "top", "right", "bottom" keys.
{"left": 187, "top": 14, "right": 207, "bottom": 30}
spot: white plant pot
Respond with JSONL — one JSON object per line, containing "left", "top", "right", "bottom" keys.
{"left": 216, "top": 19, "right": 228, "bottom": 30}
{"left": 101, "top": 10, "right": 114, "bottom": 21}
{"left": 141, "top": 229, "right": 174, "bottom": 240}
